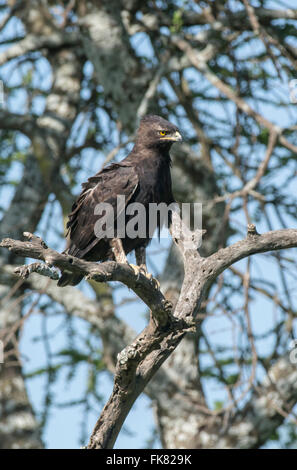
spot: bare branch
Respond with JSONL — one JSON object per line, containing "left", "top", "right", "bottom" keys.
{"left": 136, "top": 59, "right": 167, "bottom": 122}
{"left": 2, "top": 220, "right": 297, "bottom": 448}
{"left": 215, "top": 354, "right": 297, "bottom": 448}
{"left": 0, "top": 110, "right": 38, "bottom": 137}
{"left": 0, "top": 232, "right": 172, "bottom": 325}
{"left": 172, "top": 36, "right": 297, "bottom": 154}
{"left": 0, "top": 32, "right": 79, "bottom": 66}
{"left": 208, "top": 226, "right": 297, "bottom": 279}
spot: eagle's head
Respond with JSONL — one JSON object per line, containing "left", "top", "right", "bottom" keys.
{"left": 136, "top": 115, "right": 182, "bottom": 149}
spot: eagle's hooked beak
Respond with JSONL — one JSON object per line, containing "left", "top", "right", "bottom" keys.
{"left": 173, "top": 130, "right": 182, "bottom": 142}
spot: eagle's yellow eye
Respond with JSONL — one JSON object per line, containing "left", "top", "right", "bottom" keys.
{"left": 159, "top": 131, "right": 167, "bottom": 136}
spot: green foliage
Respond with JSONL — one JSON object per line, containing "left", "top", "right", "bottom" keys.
{"left": 214, "top": 401, "right": 224, "bottom": 411}
{"left": 225, "top": 373, "right": 240, "bottom": 385}
{"left": 25, "top": 364, "right": 63, "bottom": 379}
{"left": 57, "top": 348, "right": 105, "bottom": 370}
{"left": 170, "top": 9, "right": 184, "bottom": 34}
{"left": 258, "top": 128, "right": 270, "bottom": 145}
{"left": 22, "top": 69, "right": 33, "bottom": 87}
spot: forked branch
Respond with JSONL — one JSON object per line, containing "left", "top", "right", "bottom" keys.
{"left": 1, "top": 224, "right": 297, "bottom": 448}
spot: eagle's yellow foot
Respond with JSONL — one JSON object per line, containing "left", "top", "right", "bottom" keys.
{"left": 129, "top": 264, "right": 160, "bottom": 290}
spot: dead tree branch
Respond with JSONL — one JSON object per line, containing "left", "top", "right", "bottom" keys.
{"left": 1, "top": 221, "right": 297, "bottom": 448}
{"left": 0, "top": 232, "right": 172, "bottom": 327}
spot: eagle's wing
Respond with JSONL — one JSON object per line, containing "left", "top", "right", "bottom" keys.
{"left": 65, "top": 163, "right": 139, "bottom": 258}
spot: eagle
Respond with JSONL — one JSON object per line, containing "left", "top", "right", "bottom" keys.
{"left": 58, "top": 115, "right": 182, "bottom": 287}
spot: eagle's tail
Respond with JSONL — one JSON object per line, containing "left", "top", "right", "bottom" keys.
{"left": 57, "top": 272, "right": 83, "bottom": 287}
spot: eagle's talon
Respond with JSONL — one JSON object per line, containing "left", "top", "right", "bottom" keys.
{"left": 139, "top": 266, "right": 148, "bottom": 277}
{"left": 164, "top": 299, "right": 173, "bottom": 311}
{"left": 128, "top": 263, "right": 159, "bottom": 289}
{"left": 140, "top": 265, "right": 160, "bottom": 290}
{"left": 128, "top": 263, "right": 142, "bottom": 281}
{"left": 150, "top": 276, "right": 160, "bottom": 290}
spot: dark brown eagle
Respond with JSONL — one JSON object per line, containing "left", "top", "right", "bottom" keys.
{"left": 58, "top": 115, "right": 182, "bottom": 287}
